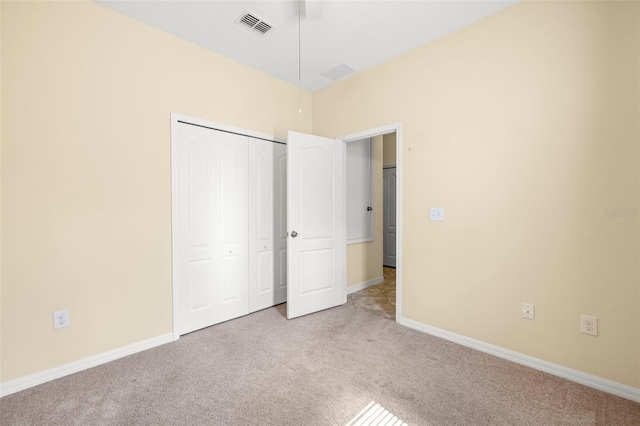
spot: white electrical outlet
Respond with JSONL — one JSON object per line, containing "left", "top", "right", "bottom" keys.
{"left": 522, "top": 303, "right": 534, "bottom": 320}
{"left": 429, "top": 207, "right": 444, "bottom": 221}
{"left": 580, "top": 315, "right": 598, "bottom": 336}
{"left": 53, "top": 309, "right": 70, "bottom": 330}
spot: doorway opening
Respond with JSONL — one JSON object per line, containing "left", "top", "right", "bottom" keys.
{"left": 339, "top": 123, "right": 402, "bottom": 322}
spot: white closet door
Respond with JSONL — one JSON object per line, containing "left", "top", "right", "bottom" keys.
{"left": 274, "top": 142, "right": 287, "bottom": 305}
{"left": 249, "top": 140, "right": 287, "bottom": 312}
{"left": 249, "top": 140, "right": 275, "bottom": 312}
{"left": 216, "top": 132, "right": 249, "bottom": 323}
{"left": 176, "top": 123, "right": 248, "bottom": 334}
{"left": 176, "top": 123, "right": 217, "bottom": 334}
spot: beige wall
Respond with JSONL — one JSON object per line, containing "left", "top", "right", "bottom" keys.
{"left": 383, "top": 133, "right": 396, "bottom": 166}
{"left": 1, "top": 1, "right": 311, "bottom": 382}
{"left": 314, "top": 1, "right": 640, "bottom": 388}
{"left": 347, "top": 136, "right": 383, "bottom": 287}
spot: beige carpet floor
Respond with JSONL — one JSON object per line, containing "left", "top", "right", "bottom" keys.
{"left": 1, "top": 303, "right": 639, "bottom": 425}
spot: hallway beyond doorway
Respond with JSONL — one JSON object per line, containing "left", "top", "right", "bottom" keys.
{"left": 348, "top": 267, "right": 396, "bottom": 320}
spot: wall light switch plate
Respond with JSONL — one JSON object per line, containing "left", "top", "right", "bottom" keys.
{"left": 429, "top": 207, "right": 444, "bottom": 221}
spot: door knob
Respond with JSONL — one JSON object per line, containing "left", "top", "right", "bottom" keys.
{"left": 291, "top": 231, "right": 298, "bottom": 238}
{"left": 367, "top": 206, "right": 373, "bottom": 211}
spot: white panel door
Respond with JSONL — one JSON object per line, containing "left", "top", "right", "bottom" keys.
{"left": 217, "top": 132, "right": 249, "bottom": 323}
{"left": 383, "top": 167, "right": 397, "bottom": 268}
{"left": 176, "top": 123, "right": 248, "bottom": 334}
{"left": 176, "top": 123, "right": 217, "bottom": 334}
{"left": 287, "top": 131, "right": 344, "bottom": 319}
{"left": 273, "top": 142, "right": 288, "bottom": 305}
{"left": 248, "top": 139, "right": 287, "bottom": 312}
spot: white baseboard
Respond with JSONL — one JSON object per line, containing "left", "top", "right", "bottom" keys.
{"left": 0, "top": 333, "right": 173, "bottom": 398}
{"left": 397, "top": 317, "right": 640, "bottom": 403}
{"left": 347, "top": 276, "right": 384, "bottom": 295}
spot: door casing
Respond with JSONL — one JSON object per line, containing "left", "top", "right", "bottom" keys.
{"left": 338, "top": 123, "right": 403, "bottom": 320}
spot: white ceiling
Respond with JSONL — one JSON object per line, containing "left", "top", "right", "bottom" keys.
{"left": 95, "top": 1, "right": 518, "bottom": 92}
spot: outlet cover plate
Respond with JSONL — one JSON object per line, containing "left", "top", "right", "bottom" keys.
{"left": 429, "top": 207, "right": 444, "bottom": 221}
{"left": 53, "top": 309, "right": 70, "bottom": 330}
{"left": 522, "top": 303, "right": 534, "bottom": 320}
{"left": 580, "top": 315, "right": 598, "bottom": 336}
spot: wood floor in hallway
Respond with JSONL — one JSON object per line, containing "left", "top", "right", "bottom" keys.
{"left": 348, "top": 267, "right": 396, "bottom": 320}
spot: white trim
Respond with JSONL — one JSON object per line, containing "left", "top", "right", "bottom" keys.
{"left": 170, "top": 113, "right": 180, "bottom": 341}
{"left": 338, "top": 123, "right": 401, "bottom": 141}
{"left": 338, "top": 122, "right": 402, "bottom": 320}
{"left": 347, "top": 276, "right": 384, "bottom": 295}
{"left": 397, "top": 317, "right": 640, "bottom": 403}
{"left": 0, "top": 333, "right": 173, "bottom": 398}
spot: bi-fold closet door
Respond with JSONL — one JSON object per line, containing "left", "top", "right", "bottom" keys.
{"left": 175, "top": 122, "right": 286, "bottom": 336}
{"left": 248, "top": 139, "right": 287, "bottom": 312}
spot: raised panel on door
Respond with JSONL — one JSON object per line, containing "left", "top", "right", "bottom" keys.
{"left": 216, "top": 132, "right": 249, "bottom": 323}
{"left": 287, "top": 131, "right": 344, "bottom": 319}
{"left": 383, "top": 167, "right": 397, "bottom": 268}
{"left": 176, "top": 123, "right": 218, "bottom": 334}
{"left": 249, "top": 139, "right": 277, "bottom": 312}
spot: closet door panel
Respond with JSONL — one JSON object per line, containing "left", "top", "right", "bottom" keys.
{"left": 249, "top": 140, "right": 277, "bottom": 312}
{"left": 177, "top": 124, "right": 218, "bottom": 334}
{"left": 274, "top": 144, "right": 287, "bottom": 304}
{"left": 221, "top": 256, "right": 240, "bottom": 300}
{"left": 190, "top": 259, "right": 213, "bottom": 310}
{"left": 258, "top": 251, "right": 274, "bottom": 293}
{"left": 216, "top": 132, "right": 249, "bottom": 323}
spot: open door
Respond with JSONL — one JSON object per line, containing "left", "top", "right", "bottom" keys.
{"left": 383, "top": 166, "right": 397, "bottom": 267}
{"left": 287, "top": 131, "right": 345, "bottom": 319}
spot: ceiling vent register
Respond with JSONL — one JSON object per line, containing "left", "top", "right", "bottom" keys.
{"left": 235, "top": 11, "right": 275, "bottom": 36}
{"left": 321, "top": 63, "right": 356, "bottom": 81}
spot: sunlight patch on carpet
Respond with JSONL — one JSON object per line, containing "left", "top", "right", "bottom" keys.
{"left": 345, "top": 401, "right": 407, "bottom": 426}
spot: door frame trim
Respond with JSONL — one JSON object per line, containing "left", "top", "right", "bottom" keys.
{"left": 170, "top": 113, "right": 283, "bottom": 341}
{"left": 337, "top": 123, "right": 403, "bottom": 320}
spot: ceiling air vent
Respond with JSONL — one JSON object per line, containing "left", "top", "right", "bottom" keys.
{"left": 235, "top": 11, "right": 275, "bottom": 36}
{"left": 321, "top": 63, "right": 356, "bottom": 81}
